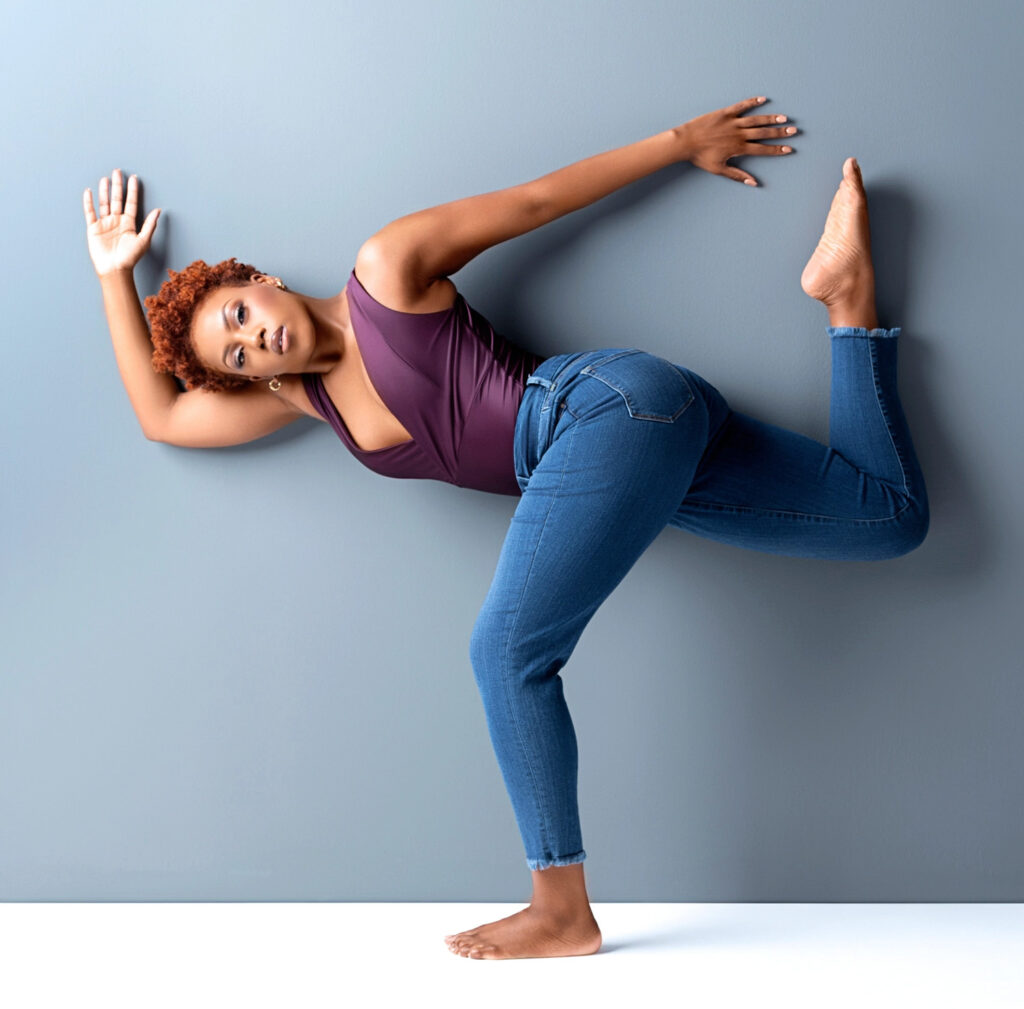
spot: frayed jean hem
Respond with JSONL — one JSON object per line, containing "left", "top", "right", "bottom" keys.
{"left": 527, "top": 849, "right": 587, "bottom": 871}
{"left": 827, "top": 326, "right": 901, "bottom": 339}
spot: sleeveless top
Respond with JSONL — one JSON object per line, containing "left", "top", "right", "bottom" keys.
{"left": 301, "top": 268, "right": 547, "bottom": 496}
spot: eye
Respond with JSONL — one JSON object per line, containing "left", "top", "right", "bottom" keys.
{"left": 233, "top": 303, "right": 247, "bottom": 368}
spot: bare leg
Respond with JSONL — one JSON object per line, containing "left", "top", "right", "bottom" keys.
{"left": 801, "top": 157, "right": 879, "bottom": 328}
{"left": 444, "top": 863, "right": 602, "bottom": 959}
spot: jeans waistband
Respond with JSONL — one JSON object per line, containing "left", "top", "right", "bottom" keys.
{"left": 525, "top": 349, "right": 637, "bottom": 411}
{"left": 525, "top": 353, "right": 585, "bottom": 392}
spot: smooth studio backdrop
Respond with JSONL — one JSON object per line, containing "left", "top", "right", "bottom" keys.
{"left": 3, "top": 0, "right": 1022, "bottom": 901}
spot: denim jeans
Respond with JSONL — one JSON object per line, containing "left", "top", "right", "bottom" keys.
{"left": 468, "top": 327, "right": 929, "bottom": 871}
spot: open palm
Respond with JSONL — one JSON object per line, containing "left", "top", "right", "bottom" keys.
{"left": 83, "top": 169, "right": 160, "bottom": 276}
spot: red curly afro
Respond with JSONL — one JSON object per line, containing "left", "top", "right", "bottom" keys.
{"left": 144, "top": 257, "right": 266, "bottom": 393}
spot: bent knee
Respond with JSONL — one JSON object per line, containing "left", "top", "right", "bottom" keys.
{"left": 887, "top": 499, "right": 930, "bottom": 558}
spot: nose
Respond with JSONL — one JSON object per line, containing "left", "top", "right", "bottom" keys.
{"left": 244, "top": 327, "right": 267, "bottom": 350}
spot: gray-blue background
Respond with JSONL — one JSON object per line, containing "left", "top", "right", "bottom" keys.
{"left": 3, "top": 0, "right": 1021, "bottom": 901}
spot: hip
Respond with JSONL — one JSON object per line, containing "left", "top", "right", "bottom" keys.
{"left": 514, "top": 348, "right": 731, "bottom": 490}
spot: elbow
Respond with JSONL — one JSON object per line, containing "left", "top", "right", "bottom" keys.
{"left": 526, "top": 179, "right": 555, "bottom": 229}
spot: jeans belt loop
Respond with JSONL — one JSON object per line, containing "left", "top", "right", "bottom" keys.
{"left": 542, "top": 357, "right": 579, "bottom": 413}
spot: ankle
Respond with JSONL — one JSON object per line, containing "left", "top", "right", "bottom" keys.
{"left": 826, "top": 294, "right": 879, "bottom": 330}
{"left": 529, "top": 863, "right": 591, "bottom": 917}
{"left": 828, "top": 308, "right": 880, "bottom": 329}
{"left": 529, "top": 895, "right": 594, "bottom": 927}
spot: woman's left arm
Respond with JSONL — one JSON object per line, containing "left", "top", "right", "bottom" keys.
{"left": 533, "top": 94, "right": 795, "bottom": 212}
{"left": 371, "top": 95, "right": 794, "bottom": 282}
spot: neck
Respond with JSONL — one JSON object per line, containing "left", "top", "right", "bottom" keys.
{"left": 302, "top": 285, "right": 351, "bottom": 374}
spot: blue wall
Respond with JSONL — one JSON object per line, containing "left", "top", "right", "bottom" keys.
{"left": 3, "top": 0, "right": 1021, "bottom": 900}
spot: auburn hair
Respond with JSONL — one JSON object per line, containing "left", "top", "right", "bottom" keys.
{"left": 144, "top": 257, "right": 264, "bottom": 393}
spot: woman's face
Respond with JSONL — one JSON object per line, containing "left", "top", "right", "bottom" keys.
{"left": 190, "top": 275, "right": 309, "bottom": 381}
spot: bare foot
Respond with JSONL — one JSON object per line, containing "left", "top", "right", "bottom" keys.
{"left": 444, "top": 904, "right": 602, "bottom": 960}
{"left": 800, "top": 157, "right": 876, "bottom": 310}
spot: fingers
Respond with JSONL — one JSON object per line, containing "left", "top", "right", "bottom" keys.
{"left": 88, "top": 169, "right": 137, "bottom": 223}
{"left": 83, "top": 187, "right": 97, "bottom": 226}
{"left": 739, "top": 114, "right": 790, "bottom": 127}
{"left": 140, "top": 207, "right": 161, "bottom": 244}
{"left": 746, "top": 141, "right": 794, "bottom": 155}
{"left": 726, "top": 141, "right": 792, "bottom": 187}
{"left": 123, "top": 173, "right": 138, "bottom": 221}
{"left": 111, "top": 169, "right": 124, "bottom": 216}
{"left": 756, "top": 139, "right": 794, "bottom": 153}
{"left": 716, "top": 97, "right": 796, "bottom": 186}
{"left": 729, "top": 95, "right": 768, "bottom": 113}
{"left": 725, "top": 167, "right": 759, "bottom": 187}
{"left": 742, "top": 125, "right": 798, "bottom": 141}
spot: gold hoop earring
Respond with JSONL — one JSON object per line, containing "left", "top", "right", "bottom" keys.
{"left": 269, "top": 377, "right": 282, "bottom": 391}
{"left": 250, "top": 274, "right": 285, "bottom": 289}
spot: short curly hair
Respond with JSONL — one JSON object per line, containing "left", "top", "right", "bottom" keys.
{"left": 144, "top": 257, "right": 265, "bottom": 393}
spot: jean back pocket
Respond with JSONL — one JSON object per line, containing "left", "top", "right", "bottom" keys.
{"left": 580, "top": 350, "right": 694, "bottom": 422}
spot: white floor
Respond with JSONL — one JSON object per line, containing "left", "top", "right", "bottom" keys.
{"left": 1, "top": 902, "right": 1022, "bottom": 1008}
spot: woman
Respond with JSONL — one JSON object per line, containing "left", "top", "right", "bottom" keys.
{"left": 83, "top": 95, "right": 929, "bottom": 961}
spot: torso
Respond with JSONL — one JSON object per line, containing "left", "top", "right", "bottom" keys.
{"left": 275, "top": 271, "right": 458, "bottom": 452}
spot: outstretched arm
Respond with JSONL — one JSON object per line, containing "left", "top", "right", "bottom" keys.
{"left": 84, "top": 169, "right": 178, "bottom": 439}
{"left": 369, "top": 95, "right": 795, "bottom": 282}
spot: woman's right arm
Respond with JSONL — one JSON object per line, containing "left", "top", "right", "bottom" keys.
{"left": 86, "top": 170, "right": 306, "bottom": 447}
{"left": 98, "top": 259, "right": 303, "bottom": 447}
{"left": 85, "top": 169, "right": 175, "bottom": 439}
{"left": 98, "top": 267, "right": 179, "bottom": 440}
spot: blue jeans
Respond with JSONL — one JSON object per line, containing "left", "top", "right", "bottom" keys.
{"left": 469, "top": 327, "right": 929, "bottom": 871}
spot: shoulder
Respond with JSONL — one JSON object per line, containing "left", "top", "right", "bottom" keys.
{"left": 353, "top": 239, "right": 459, "bottom": 314}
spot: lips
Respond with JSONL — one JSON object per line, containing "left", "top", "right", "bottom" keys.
{"left": 271, "top": 326, "right": 286, "bottom": 354}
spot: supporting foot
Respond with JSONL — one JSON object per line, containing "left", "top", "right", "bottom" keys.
{"left": 444, "top": 863, "right": 602, "bottom": 960}
{"left": 444, "top": 903, "right": 602, "bottom": 960}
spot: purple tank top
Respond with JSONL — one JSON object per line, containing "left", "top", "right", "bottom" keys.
{"left": 302, "top": 268, "right": 546, "bottom": 496}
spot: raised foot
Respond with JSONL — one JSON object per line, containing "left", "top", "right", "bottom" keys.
{"left": 444, "top": 904, "right": 603, "bottom": 960}
{"left": 801, "top": 157, "right": 877, "bottom": 314}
